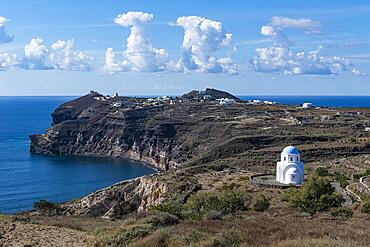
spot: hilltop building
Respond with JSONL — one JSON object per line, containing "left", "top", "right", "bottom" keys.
{"left": 276, "top": 146, "right": 304, "bottom": 185}
{"left": 302, "top": 102, "right": 313, "bottom": 109}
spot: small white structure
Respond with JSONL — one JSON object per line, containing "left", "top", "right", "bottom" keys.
{"left": 218, "top": 98, "right": 236, "bottom": 106}
{"left": 276, "top": 146, "right": 304, "bottom": 185}
{"left": 203, "top": 95, "right": 213, "bottom": 101}
{"left": 302, "top": 102, "right": 313, "bottom": 109}
{"left": 365, "top": 127, "right": 370, "bottom": 132}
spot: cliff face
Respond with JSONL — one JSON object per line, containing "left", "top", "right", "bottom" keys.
{"left": 30, "top": 92, "right": 181, "bottom": 171}
{"left": 61, "top": 172, "right": 200, "bottom": 218}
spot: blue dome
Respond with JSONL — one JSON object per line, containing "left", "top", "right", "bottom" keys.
{"left": 282, "top": 146, "right": 300, "bottom": 155}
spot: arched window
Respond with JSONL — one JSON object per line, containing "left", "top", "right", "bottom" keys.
{"left": 290, "top": 157, "right": 293, "bottom": 162}
{"left": 284, "top": 156, "right": 286, "bottom": 161}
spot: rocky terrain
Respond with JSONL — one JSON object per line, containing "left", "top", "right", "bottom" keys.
{"left": 0, "top": 215, "right": 94, "bottom": 246}
{"left": 29, "top": 89, "right": 370, "bottom": 219}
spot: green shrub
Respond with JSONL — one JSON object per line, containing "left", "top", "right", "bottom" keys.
{"left": 183, "top": 190, "right": 245, "bottom": 220}
{"left": 251, "top": 193, "right": 270, "bottom": 212}
{"left": 95, "top": 224, "right": 154, "bottom": 247}
{"left": 211, "top": 229, "right": 240, "bottom": 247}
{"left": 284, "top": 177, "right": 343, "bottom": 217}
{"left": 218, "top": 190, "right": 245, "bottom": 214}
{"left": 335, "top": 174, "right": 349, "bottom": 188}
{"left": 139, "top": 212, "right": 179, "bottom": 227}
{"left": 330, "top": 207, "right": 353, "bottom": 220}
{"left": 315, "top": 167, "right": 329, "bottom": 177}
{"left": 204, "top": 210, "right": 223, "bottom": 220}
{"left": 183, "top": 229, "right": 208, "bottom": 245}
{"left": 353, "top": 169, "right": 370, "bottom": 180}
{"left": 33, "top": 200, "right": 60, "bottom": 215}
{"left": 361, "top": 202, "right": 370, "bottom": 214}
{"left": 149, "top": 202, "right": 182, "bottom": 218}
{"left": 128, "top": 230, "right": 171, "bottom": 247}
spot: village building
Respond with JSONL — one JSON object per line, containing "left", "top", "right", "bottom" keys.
{"left": 302, "top": 102, "right": 313, "bottom": 108}
{"left": 276, "top": 146, "right": 304, "bottom": 185}
{"left": 217, "top": 98, "right": 236, "bottom": 106}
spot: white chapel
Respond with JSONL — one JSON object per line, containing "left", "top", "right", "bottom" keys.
{"left": 276, "top": 146, "right": 304, "bottom": 185}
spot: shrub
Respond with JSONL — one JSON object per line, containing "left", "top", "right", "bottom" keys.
{"left": 361, "top": 202, "right": 370, "bottom": 214}
{"left": 95, "top": 224, "right": 154, "bottom": 247}
{"left": 284, "top": 177, "right": 343, "bottom": 217}
{"left": 353, "top": 169, "right": 370, "bottom": 180}
{"left": 315, "top": 167, "right": 329, "bottom": 177}
{"left": 33, "top": 200, "right": 60, "bottom": 215}
{"left": 183, "top": 190, "right": 246, "bottom": 220}
{"left": 335, "top": 174, "right": 349, "bottom": 188}
{"left": 128, "top": 230, "right": 171, "bottom": 247}
{"left": 211, "top": 229, "right": 240, "bottom": 247}
{"left": 204, "top": 210, "right": 223, "bottom": 220}
{"left": 330, "top": 207, "right": 353, "bottom": 220}
{"left": 251, "top": 193, "right": 270, "bottom": 212}
{"left": 149, "top": 202, "right": 182, "bottom": 218}
{"left": 183, "top": 229, "right": 208, "bottom": 245}
{"left": 271, "top": 237, "right": 358, "bottom": 247}
{"left": 139, "top": 212, "right": 179, "bottom": 227}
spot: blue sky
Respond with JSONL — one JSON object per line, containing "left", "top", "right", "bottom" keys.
{"left": 0, "top": 0, "right": 369, "bottom": 95}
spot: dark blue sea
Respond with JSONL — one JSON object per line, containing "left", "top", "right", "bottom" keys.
{"left": 239, "top": 95, "right": 370, "bottom": 108}
{"left": 0, "top": 96, "right": 370, "bottom": 214}
{"left": 0, "top": 96, "right": 156, "bottom": 214}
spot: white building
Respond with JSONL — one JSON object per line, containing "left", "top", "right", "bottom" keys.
{"left": 365, "top": 127, "right": 370, "bottom": 132}
{"left": 302, "top": 102, "right": 313, "bottom": 109}
{"left": 276, "top": 146, "right": 304, "bottom": 185}
{"left": 218, "top": 98, "right": 236, "bottom": 106}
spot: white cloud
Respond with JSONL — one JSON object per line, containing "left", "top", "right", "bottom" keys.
{"left": 270, "top": 16, "right": 321, "bottom": 34}
{"left": 21, "top": 38, "right": 52, "bottom": 70}
{"left": 260, "top": 25, "right": 290, "bottom": 47}
{"left": 251, "top": 46, "right": 351, "bottom": 75}
{"left": 21, "top": 38, "right": 92, "bottom": 71}
{"left": 50, "top": 39, "right": 92, "bottom": 71}
{"left": 0, "top": 52, "right": 17, "bottom": 70}
{"left": 104, "top": 11, "right": 169, "bottom": 73}
{"left": 0, "top": 16, "right": 14, "bottom": 44}
{"left": 351, "top": 68, "right": 367, "bottom": 76}
{"left": 104, "top": 48, "right": 123, "bottom": 73}
{"left": 175, "top": 16, "right": 237, "bottom": 74}
{"left": 251, "top": 17, "right": 359, "bottom": 76}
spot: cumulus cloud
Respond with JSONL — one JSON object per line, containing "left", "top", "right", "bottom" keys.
{"left": 0, "top": 52, "right": 17, "bottom": 70}
{"left": 251, "top": 17, "right": 360, "bottom": 76}
{"left": 0, "top": 16, "right": 14, "bottom": 44}
{"left": 104, "top": 11, "right": 169, "bottom": 73}
{"left": 251, "top": 46, "right": 352, "bottom": 75}
{"left": 104, "top": 48, "right": 123, "bottom": 73}
{"left": 50, "top": 39, "right": 92, "bottom": 71}
{"left": 270, "top": 16, "right": 321, "bottom": 34}
{"left": 21, "top": 38, "right": 52, "bottom": 70}
{"left": 175, "top": 16, "right": 237, "bottom": 74}
{"left": 351, "top": 68, "right": 367, "bottom": 76}
{"left": 260, "top": 25, "right": 290, "bottom": 47}
{"left": 21, "top": 38, "right": 92, "bottom": 71}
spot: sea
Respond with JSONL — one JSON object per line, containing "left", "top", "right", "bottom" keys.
{"left": 238, "top": 95, "right": 370, "bottom": 108}
{"left": 0, "top": 96, "right": 156, "bottom": 214}
{"left": 0, "top": 95, "right": 369, "bottom": 214}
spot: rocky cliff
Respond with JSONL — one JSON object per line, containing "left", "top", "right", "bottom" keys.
{"left": 61, "top": 173, "right": 199, "bottom": 218}
{"left": 30, "top": 89, "right": 370, "bottom": 218}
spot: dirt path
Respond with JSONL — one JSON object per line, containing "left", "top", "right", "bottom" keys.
{"left": 0, "top": 215, "right": 95, "bottom": 247}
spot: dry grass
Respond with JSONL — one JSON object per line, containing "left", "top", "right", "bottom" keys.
{"left": 11, "top": 205, "right": 370, "bottom": 247}
{"left": 270, "top": 237, "right": 358, "bottom": 247}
